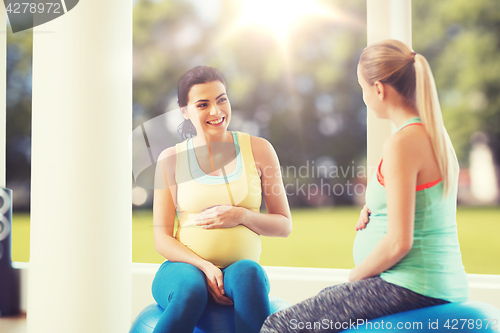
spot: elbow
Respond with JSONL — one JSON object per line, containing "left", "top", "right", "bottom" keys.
{"left": 386, "top": 231, "right": 413, "bottom": 257}
{"left": 281, "top": 226, "right": 292, "bottom": 238}
{"left": 279, "top": 218, "right": 292, "bottom": 238}
{"left": 153, "top": 234, "right": 169, "bottom": 255}
{"left": 394, "top": 239, "right": 413, "bottom": 257}
{"left": 153, "top": 240, "right": 162, "bottom": 255}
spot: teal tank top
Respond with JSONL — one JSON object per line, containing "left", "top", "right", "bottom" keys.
{"left": 352, "top": 117, "right": 469, "bottom": 302}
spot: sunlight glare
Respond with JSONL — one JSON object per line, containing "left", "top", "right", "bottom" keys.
{"left": 239, "top": 0, "right": 326, "bottom": 41}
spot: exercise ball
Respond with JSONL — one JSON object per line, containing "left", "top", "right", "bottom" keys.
{"left": 340, "top": 301, "right": 500, "bottom": 332}
{"left": 129, "top": 295, "right": 290, "bottom": 333}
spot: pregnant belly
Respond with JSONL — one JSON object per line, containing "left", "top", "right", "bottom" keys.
{"left": 352, "top": 218, "right": 386, "bottom": 266}
{"left": 177, "top": 224, "right": 261, "bottom": 268}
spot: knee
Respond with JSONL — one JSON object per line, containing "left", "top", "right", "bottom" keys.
{"left": 319, "top": 284, "right": 340, "bottom": 294}
{"left": 225, "top": 260, "right": 269, "bottom": 297}
{"left": 229, "top": 259, "right": 267, "bottom": 283}
{"left": 152, "top": 263, "right": 208, "bottom": 308}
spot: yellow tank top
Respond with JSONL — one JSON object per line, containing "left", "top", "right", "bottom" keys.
{"left": 174, "top": 131, "right": 262, "bottom": 268}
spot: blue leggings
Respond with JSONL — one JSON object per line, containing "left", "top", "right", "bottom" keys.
{"left": 151, "top": 259, "right": 271, "bottom": 333}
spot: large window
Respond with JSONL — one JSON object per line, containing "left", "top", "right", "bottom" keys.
{"left": 131, "top": 0, "right": 368, "bottom": 268}
{"left": 129, "top": 0, "right": 500, "bottom": 275}
{"left": 7, "top": 0, "right": 499, "bottom": 276}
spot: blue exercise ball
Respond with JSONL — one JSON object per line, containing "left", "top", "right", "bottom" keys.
{"left": 129, "top": 296, "right": 290, "bottom": 333}
{"left": 340, "top": 301, "right": 500, "bottom": 332}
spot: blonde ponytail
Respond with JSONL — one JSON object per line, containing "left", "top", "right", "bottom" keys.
{"left": 414, "top": 54, "right": 457, "bottom": 197}
{"left": 359, "top": 39, "right": 458, "bottom": 198}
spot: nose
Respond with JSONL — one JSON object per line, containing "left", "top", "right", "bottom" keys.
{"left": 209, "top": 104, "right": 219, "bottom": 116}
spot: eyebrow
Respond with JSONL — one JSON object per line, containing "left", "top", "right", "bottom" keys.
{"left": 195, "top": 93, "right": 227, "bottom": 104}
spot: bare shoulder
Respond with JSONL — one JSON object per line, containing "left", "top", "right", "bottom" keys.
{"left": 383, "top": 124, "right": 430, "bottom": 166}
{"left": 249, "top": 135, "right": 273, "bottom": 150}
{"left": 248, "top": 135, "right": 280, "bottom": 178}
{"left": 249, "top": 135, "right": 277, "bottom": 160}
{"left": 385, "top": 124, "right": 428, "bottom": 153}
{"left": 157, "top": 146, "right": 177, "bottom": 175}
{"left": 158, "top": 146, "right": 177, "bottom": 159}
{"left": 158, "top": 146, "right": 177, "bottom": 162}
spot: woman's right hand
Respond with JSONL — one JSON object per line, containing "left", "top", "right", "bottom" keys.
{"left": 355, "top": 204, "right": 371, "bottom": 231}
{"left": 201, "top": 261, "right": 234, "bottom": 306}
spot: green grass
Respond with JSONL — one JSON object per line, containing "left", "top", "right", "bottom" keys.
{"left": 11, "top": 213, "right": 30, "bottom": 262}
{"left": 11, "top": 207, "right": 500, "bottom": 274}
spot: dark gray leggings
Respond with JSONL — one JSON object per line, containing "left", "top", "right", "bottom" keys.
{"left": 259, "top": 276, "right": 450, "bottom": 333}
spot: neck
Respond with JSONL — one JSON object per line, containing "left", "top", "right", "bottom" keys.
{"left": 192, "top": 130, "right": 232, "bottom": 147}
{"left": 387, "top": 105, "right": 419, "bottom": 129}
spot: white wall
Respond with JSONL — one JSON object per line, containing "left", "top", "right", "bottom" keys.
{"left": 11, "top": 263, "right": 500, "bottom": 321}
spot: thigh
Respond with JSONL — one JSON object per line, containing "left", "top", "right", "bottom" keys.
{"left": 261, "top": 276, "right": 449, "bottom": 333}
{"left": 151, "top": 261, "right": 208, "bottom": 306}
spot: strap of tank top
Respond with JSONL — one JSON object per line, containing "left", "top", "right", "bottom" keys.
{"left": 237, "top": 132, "right": 259, "bottom": 175}
{"left": 396, "top": 117, "right": 423, "bottom": 132}
{"left": 174, "top": 140, "right": 192, "bottom": 184}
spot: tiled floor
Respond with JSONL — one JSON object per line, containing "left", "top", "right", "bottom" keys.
{"left": 0, "top": 313, "right": 27, "bottom": 333}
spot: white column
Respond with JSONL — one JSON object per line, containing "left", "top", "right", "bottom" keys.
{"left": 390, "top": 0, "right": 412, "bottom": 45}
{"left": 0, "top": 4, "right": 6, "bottom": 188}
{"left": 366, "top": 0, "right": 412, "bottom": 177}
{"left": 28, "top": 0, "right": 132, "bottom": 332}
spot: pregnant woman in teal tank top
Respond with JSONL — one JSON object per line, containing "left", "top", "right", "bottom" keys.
{"left": 260, "top": 39, "right": 469, "bottom": 333}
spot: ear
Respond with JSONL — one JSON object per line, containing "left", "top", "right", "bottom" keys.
{"left": 180, "top": 106, "right": 189, "bottom": 120}
{"left": 374, "top": 81, "right": 385, "bottom": 101}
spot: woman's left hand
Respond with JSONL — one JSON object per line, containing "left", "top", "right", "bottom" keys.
{"left": 195, "top": 205, "right": 246, "bottom": 229}
{"left": 355, "top": 204, "right": 371, "bottom": 231}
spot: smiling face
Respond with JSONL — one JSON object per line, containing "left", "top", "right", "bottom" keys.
{"left": 182, "top": 80, "right": 231, "bottom": 137}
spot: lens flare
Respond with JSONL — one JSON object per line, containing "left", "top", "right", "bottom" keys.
{"left": 239, "top": 0, "right": 327, "bottom": 42}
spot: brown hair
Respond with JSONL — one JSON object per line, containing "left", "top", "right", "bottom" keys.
{"left": 359, "top": 39, "right": 457, "bottom": 196}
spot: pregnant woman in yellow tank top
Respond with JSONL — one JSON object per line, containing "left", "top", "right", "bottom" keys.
{"left": 151, "top": 66, "right": 292, "bottom": 333}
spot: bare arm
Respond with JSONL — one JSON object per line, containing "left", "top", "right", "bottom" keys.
{"left": 349, "top": 134, "right": 418, "bottom": 281}
{"left": 241, "top": 136, "right": 292, "bottom": 237}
